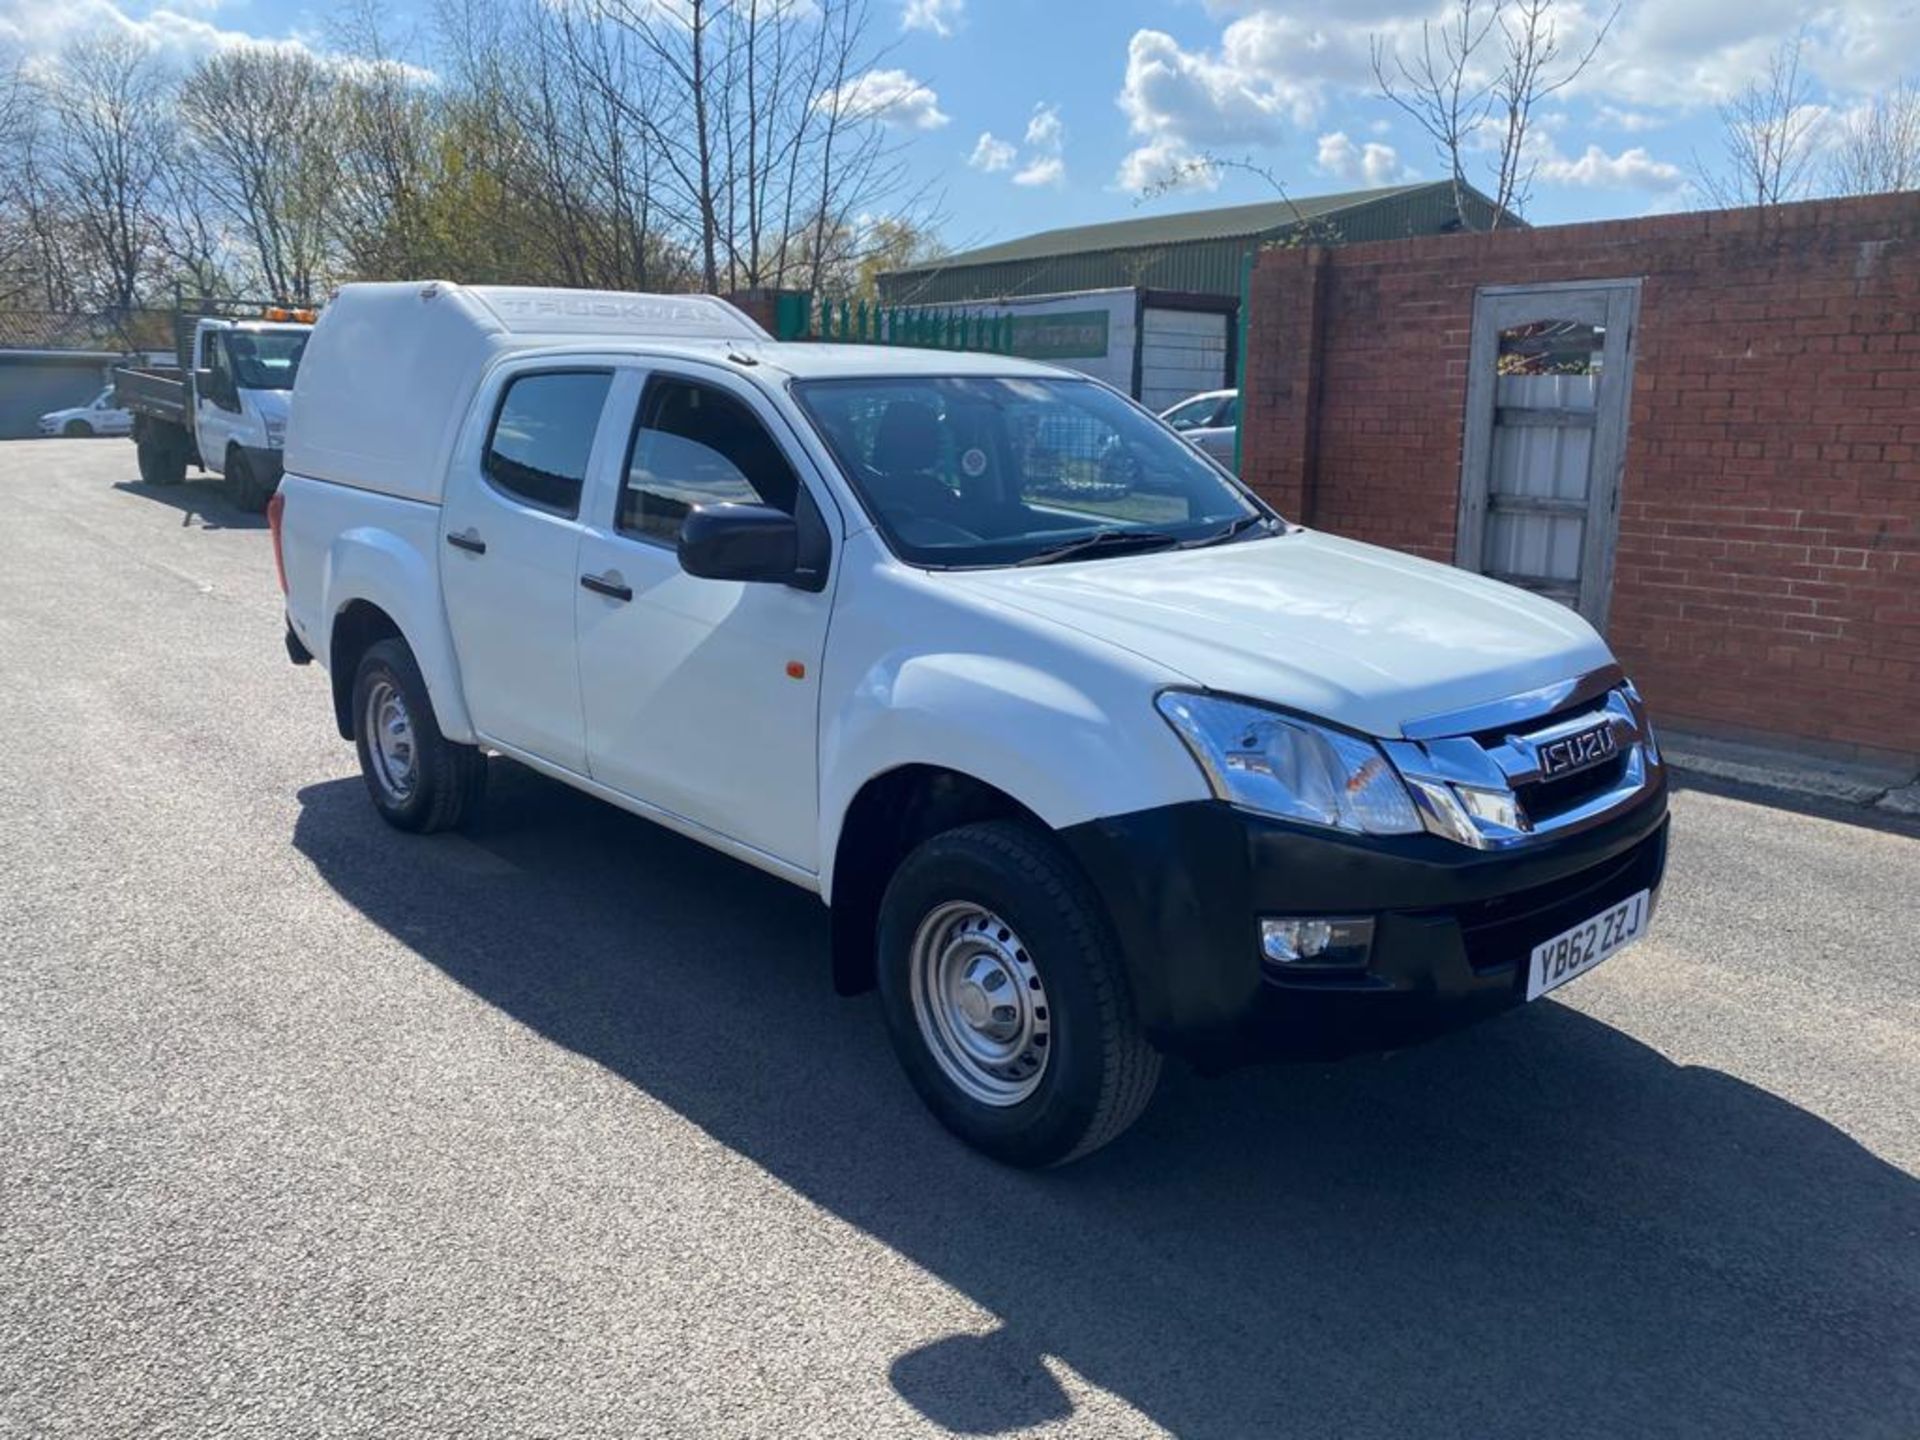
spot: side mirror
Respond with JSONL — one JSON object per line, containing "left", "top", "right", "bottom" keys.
{"left": 195, "top": 368, "right": 229, "bottom": 407}
{"left": 678, "top": 503, "right": 799, "bottom": 585}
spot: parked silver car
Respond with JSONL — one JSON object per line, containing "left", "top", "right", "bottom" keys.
{"left": 1160, "top": 388, "right": 1238, "bottom": 471}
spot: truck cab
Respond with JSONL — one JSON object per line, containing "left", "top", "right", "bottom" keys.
{"left": 189, "top": 317, "right": 308, "bottom": 486}
{"left": 115, "top": 304, "right": 312, "bottom": 511}
{"left": 274, "top": 282, "right": 1669, "bottom": 1167}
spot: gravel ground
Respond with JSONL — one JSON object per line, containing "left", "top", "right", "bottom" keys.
{"left": 2, "top": 438, "right": 1916, "bottom": 1439}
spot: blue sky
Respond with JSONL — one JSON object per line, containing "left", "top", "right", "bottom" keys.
{"left": 6, "top": 0, "right": 1917, "bottom": 256}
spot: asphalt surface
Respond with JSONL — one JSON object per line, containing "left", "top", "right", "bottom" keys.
{"left": 2, "top": 438, "right": 1917, "bottom": 1439}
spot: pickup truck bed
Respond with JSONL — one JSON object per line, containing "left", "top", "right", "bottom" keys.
{"left": 113, "top": 366, "right": 190, "bottom": 426}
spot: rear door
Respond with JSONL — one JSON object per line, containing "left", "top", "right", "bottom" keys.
{"left": 573, "top": 364, "right": 836, "bottom": 870}
{"left": 440, "top": 364, "right": 618, "bottom": 774}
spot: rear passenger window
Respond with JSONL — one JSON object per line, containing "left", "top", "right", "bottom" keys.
{"left": 484, "top": 370, "right": 612, "bottom": 516}
{"left": 620, "top": 377, "right": 799, "bottom": 545}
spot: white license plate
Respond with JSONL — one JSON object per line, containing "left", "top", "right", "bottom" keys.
{"left": 1526, "top": 889, "right": 1650, "bottom": 1001}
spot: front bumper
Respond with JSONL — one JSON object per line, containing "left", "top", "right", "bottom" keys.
{"left": 1059, "top": 777, "right": 1669, "bottom": 1068}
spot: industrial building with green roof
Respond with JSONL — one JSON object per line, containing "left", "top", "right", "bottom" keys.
{"left": 878, "top": 180, "right": 1509, "bottom": 306}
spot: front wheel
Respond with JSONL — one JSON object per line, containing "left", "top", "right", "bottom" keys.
{"left": 63, "top": 419, "right": 93, "bottom": 438}
{"left": 877, "top": 821, "right": 1161, "bottom": 1167}
{"left": 351, "top": 638, "right": 486, "bottom": 833}
{"left": 225, "top": 449, "right": 273, "bottom": 513}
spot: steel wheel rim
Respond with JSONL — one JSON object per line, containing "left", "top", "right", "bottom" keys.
{"left": 364, "top": 678, "right": 418, "bottom": 803}
{"left": 908, "top": 901, "right": 1051, "bottom": 1107}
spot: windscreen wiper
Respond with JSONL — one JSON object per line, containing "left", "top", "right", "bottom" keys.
{"left": 1015, "top": 528, "right": 1183, "bottom": 567}
{"left": 1177, "top": 513, "right": 1282, "bottom": 550}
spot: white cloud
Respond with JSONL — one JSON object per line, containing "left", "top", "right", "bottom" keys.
{"left": 977, "top": 102, "right": 1067, "bottom": 187}
{"left": 1014, "top": 155, "right": 1066, "bottom": 187}
{"left": 967, "top": 131, "right": 1015, "bottom": 172}
{"left": 901, "top": 0, "right": 962, "bottom": 39}
{"left": 1025, "top": 103, "right": 1064, "bottom": 152}
{"left": 0, "top": 0, "right": 317, "bottom": 60}
{"left": 1117, "top": 26, "right": 1309, "bottom": 152}
{"left": 0, "top": 0, "right": 441, "bottom": 79}
{"left": 1110, "top": 0, "right": 1917, "bottom": 204}
{"left": 818, "top": 68, "right": 949, "bottom": 130}
{"left": 1536, "top": 142, "right": 1686, "bottom": 191}
{"left": 1597, "top": 0, "right": 1920, "bottom": 108}
{"left": 1595, "top": 104, "right": 1664, "bottom": 133}
{"left": 1315, "top": 130, "right": 1411, "bottom": 186}
{"left": 1114, "top": 136, "right": 1216, "bottom": 194}
{"left": 1112, "top": 9, "right": 1415, "bottom": 194}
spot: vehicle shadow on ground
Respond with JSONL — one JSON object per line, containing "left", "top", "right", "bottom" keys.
{"left": 292, "top": 765, "right": 1919, "bottom": 1440}
{"left": 111, "top": 479, "right": 265, "bottom": 530}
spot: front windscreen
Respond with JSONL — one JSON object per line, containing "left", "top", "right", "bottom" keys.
{"left": 791, "top": 375, "right": 1276, "bottom": 568}
{"left": 227, "top": 330, "right": 308, "bottom": 391}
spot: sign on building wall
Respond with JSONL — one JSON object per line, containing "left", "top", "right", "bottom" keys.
{"left": 1009, "top": 310, "right": 1111, "bottom": 360}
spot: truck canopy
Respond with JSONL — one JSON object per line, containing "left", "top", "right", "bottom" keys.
{"left": 284, "top": 282, "right": 771, "bottom": 505}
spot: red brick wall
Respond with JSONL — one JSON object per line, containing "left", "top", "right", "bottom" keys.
{"left": 1241, "top": 194, "right": 1920, "bottom": 761}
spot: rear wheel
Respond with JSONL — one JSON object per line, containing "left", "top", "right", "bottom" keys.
{"left": 225, "top": 448, "right": 273, "bottom": 512}
{"left": 877, "top": 821, "right": 1161, "bottom": 1167}
{"left": 351, "top": 638, "right": 487, "bottom": 833}
{"left": 136, "top": 432, "right": 187, "bottom": 486}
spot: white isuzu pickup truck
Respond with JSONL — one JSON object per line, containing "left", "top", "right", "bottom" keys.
{"left": 275, "top": 282, "right": 1669, "bottom": 1166}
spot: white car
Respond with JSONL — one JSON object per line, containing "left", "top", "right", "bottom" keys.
{"left": 1160, "top": 387, "right": 1239, "bottom": 470}
{"left": 39, "top": 388, "right": 133, "bottom": 438}
{"left": 275, "top": 283, "right": 1669, "bottom": 1166}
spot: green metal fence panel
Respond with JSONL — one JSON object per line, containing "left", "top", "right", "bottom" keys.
{"left": 771, "top": 293, "right": 1017, "bottom": 355}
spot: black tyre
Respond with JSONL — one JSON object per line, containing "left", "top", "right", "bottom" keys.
{"left": 351, "top": 638, "right": 487, "bottom": 834}
{"left": 225, "top": 449, "right": 272, "bottom": 513}
{"left": 877, "top": 821, "right": 1161, "bottom": 1167}
{"left": 137, "top": 435, "right": 187, "bottom": 486}
{"left": 63, "top": 419, "right": 92, "bottom": 438}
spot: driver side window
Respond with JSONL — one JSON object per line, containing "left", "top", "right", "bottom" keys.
{"left": 620, "top": 377, "right": 799, "bottom": 545}
{"left": 206, "top": 334, "right": 235, "bottom": 408}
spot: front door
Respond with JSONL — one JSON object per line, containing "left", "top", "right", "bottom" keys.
{"left": 440, "top": 366, "right": 617, "bottom": 774}
{"left": 574, "top": 366, "right": 835, "bottom": 871}
{"left": 194, "top": 330, "right": 239, "bottom": 472}
{"left": 1455, "top": 281, "right": 1640, "bottom": 627}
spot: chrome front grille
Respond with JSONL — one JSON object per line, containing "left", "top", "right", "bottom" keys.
{"left": 1382, "top": 669, "right": 1662, "bottom": 851}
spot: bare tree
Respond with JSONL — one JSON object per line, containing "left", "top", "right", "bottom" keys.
{"left": 324, "top": 0, "right": 432, "bottom": 280}
{"left": 1826, "top": 79, "right": 1920, "bottom": 197}
{"left": 177, "top": 46, "right": 339, "bottom": 301}
{"left": 37, "top": 35, "right": 173, "bottom": 312}
{"left": 551, "top": 0, "right": 925, "bottom": 296}
{"left": 1371, "top": 0, "right": 1615, "bottom": 229}
{"left": 1489, "top": 0, "right": 1619, "bottom": 220}
{"left": 0, "top": 55, "right": 38, "bottom": 307}
{"left": 1372, "top": 0, "right": 1499, "bottom": 228}
{"left": 1692, "top": 32, "right": 1825, "bottom": 208}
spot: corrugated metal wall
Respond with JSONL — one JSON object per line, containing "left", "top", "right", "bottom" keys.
{"left": 880, "top": 187, "right": 1502, "bottom": 307}
{"left": 881, "top": 238, "right": 1259, "bottom": 306}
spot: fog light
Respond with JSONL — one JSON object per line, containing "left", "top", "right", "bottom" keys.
{"left": 1260, "top": 916, "right": 1375, "bottom": 969}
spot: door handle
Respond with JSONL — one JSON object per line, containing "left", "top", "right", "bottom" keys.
{"left": 580, "top": 572, "right": 633, "bottom": 602}
{"left": 446, "top": 530, "right": 487, "bottom": 555}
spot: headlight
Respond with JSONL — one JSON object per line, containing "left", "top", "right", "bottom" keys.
{"left": 264, "top": 418, "right": 286, "bottom": 446}
{"left": 1156, "top": 690, "right": 1421, "bottom": 835}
